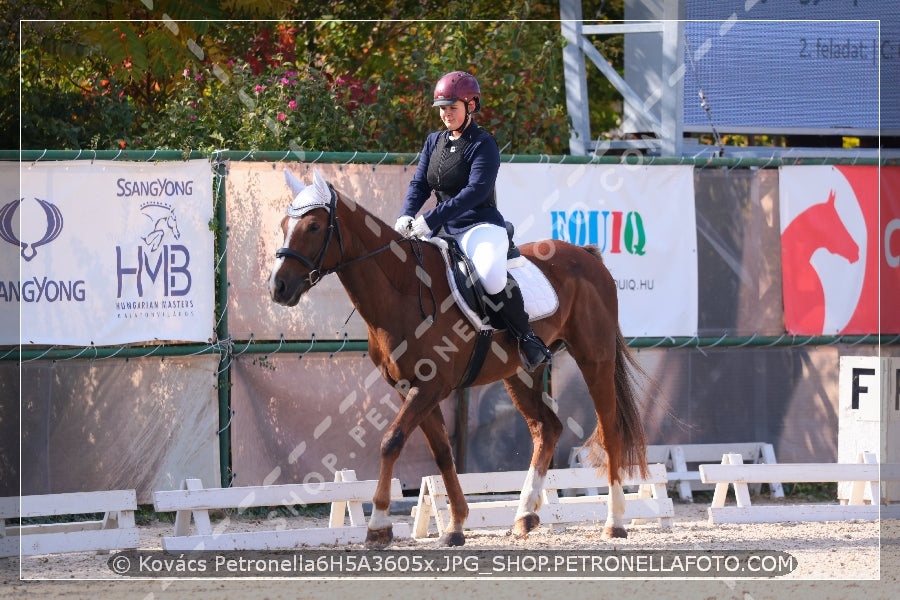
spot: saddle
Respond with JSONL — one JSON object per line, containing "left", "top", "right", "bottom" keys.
{"left": 425, "top": 223, "right": 558, "bottom": 388}
{"left": 429, "top": 222, "right": 559, "bottom": 333}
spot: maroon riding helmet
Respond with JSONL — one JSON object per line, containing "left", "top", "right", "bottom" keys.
{"left": 432, "top": 71, "right": 482, "bottom": 113}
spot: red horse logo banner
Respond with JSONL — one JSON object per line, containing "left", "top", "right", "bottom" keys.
{"left": 883, "top": 167, "right": 900, "bottom": 334}
{"left": 780, "top": 165, "right": 896, "bottom": 335}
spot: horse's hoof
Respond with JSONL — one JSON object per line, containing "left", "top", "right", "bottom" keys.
{"left": 365, "top": 526, "right": 393, "bottom": 548}
{"left": 603, "top": 526, "right": 627, "bottom": 539}
{"left": 438, "top": 531, "right": 466, "bottom": 547}
{"left": 513, "top": 513, "right": 541, "bottom": 538}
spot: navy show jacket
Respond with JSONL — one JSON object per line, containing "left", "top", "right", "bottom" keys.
{"left": 399, "top": 122, "right": 505, "bottom": 236}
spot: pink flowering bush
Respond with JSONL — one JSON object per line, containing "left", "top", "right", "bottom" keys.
{"left": 144, "top": 59, "right": 374, "bottom": 152}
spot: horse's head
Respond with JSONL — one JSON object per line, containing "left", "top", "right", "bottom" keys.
{"left": 820, "top": 189, "right": 859, "bottom": 264}
{"left": 269, "top": 168, "right": 341, "bottom": 306}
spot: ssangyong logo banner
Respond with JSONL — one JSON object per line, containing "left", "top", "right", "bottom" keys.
{"left": 779, "top": 165, "right": 895, "bottom": 335}
{"left": 3, "top": 160, "right": 214, "bottom": 345}
{"left": 496, "top": 163, "right": 697, "bottom": 337}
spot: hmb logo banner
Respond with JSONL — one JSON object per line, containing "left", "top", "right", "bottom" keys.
{"left": 1, "top": 160, "right": 214, "bottom": 345}
{"left": 496, "top": 163, "right": 697, "bottom": 337}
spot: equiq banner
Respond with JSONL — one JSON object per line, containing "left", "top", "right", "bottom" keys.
{"left": 3, "top": 160, "right": 214, "bottom": 345}
{"left": 496, "top": 164, "right": 698, "bottom": 337}
{"left": 779, "top": 165, "right": 896, "bottom": 335}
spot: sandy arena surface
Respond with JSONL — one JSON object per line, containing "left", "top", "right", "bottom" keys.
{"left": 1, "top": 497, "right": 897, "bottom": 599}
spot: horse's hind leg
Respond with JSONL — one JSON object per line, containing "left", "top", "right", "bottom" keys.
{"left": 571, "top": 352, "right": 629, "bottom": 538}
{"left": 503, "top": 366, "right": 562, "bottom": 537}
{"left": 604, "top": 480, "right": 628, "bottom": 539}
{"left": 418, "top": 406, "right": 468, "bottom": 546}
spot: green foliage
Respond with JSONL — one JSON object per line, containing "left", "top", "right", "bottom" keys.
{"left": 139, "top": 59, "right": 375, "bottom": 151}
{"left": 581, "top": 0, "right": 627, "bottom": 138}
{"left": 19, "top": 16, "right": 206, "bottom": 149}
{"left": 21, "top": 73, "right": 137, "bottom": 150}
{"left": 780, "top": 481, "right": 838, "bottom": 501}
{"left": 14, "top": 0, "right": 627, "bottom": 154}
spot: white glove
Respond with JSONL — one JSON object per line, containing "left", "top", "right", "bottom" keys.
{"left": 394, "top": 215, "right": 413, "bottom": 235}
{"left": 408, "top": 215, "right": 431, "bottom": 238}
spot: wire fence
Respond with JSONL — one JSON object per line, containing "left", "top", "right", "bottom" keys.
{"left": 4, "top": 148, "right": 897, "bottom": 365}
{"left": 2, "top": 148, "right": 896, "bottom": 166}
{"left": 5, "top": 149, "right": 897, "bottom": 486}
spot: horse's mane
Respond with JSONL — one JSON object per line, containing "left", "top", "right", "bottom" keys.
{"left": 582, "top": 244, "right": 604, "bottom": 263}
{"left": 334, "top": 187, "right": 405, "bottom": 244}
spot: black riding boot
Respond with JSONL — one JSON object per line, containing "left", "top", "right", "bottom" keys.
{"left": 485, "top": 279, "right": 552, "bottom": 371}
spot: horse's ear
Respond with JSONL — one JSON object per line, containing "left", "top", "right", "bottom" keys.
{"left": 311, "top": 168, "right": 329, "bottom": 201}
{"left": 284, "top": 168, "right": 307, "bottom": 199}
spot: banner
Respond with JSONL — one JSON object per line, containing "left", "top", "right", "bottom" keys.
{"left": 882, "top": 167, "right": 900, "bottom": 333}
{"left": 779, "top": 165, "right": 891, "bottom": 335}
{"left": 4, "top": 160, "right": 214, "bottom": 345}
{"left": 0, "top": 162, "right": 17, "bottom": 344}
{"left": 496, "top": 164, "right": 697, "bottom": 337}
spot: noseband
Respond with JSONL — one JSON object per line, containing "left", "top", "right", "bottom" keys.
{"left": 275, "top": 184, "right": 344, "bottom": 287}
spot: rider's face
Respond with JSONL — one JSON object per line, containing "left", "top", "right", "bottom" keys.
{"left": 439, "top": 100, "right": 469, "bottom": 131}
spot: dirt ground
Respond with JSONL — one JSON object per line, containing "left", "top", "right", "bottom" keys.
{"left": 1, "top": 497, "right": 897, "bottom": 599}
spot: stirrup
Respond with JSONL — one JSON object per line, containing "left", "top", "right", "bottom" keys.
{"left": 518, "top": 332, "right": 552, "bottom": 371}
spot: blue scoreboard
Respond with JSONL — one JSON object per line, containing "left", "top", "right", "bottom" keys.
{"left": 682, "top": 2, "right": 893, "bottom": 134}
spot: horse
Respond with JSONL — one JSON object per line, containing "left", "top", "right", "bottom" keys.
{"left": 268, "top": 168, "right": 648, "bottom": 547}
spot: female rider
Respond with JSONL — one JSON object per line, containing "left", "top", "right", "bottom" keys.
{"left": 394, "top": 70, "right": 552, "bottom": 371}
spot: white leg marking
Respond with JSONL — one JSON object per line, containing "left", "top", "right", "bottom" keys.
{"left": 515, "top": 466, "right": 545, "bottom": 519}
{"left": 606, "top": 480, "right": 626, "bottom": 530}
{"left": 368, "top": 508, "right": 392, "bottom": 531}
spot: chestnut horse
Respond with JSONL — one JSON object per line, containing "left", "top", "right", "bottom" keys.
{"left": 269, "top": 168, "right": 648, "bottom": 547}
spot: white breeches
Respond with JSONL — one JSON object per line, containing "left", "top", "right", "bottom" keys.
{"left": 452, "top": 223, "right": 508, "bottom": 295}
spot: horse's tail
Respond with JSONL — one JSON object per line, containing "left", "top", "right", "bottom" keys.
{"left": 581, "top": 245, "right": 649, "bottom": 480}
{"left": 611, "top": 325, "right": 649, "bottom": 479}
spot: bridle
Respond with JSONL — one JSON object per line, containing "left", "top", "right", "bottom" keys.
{"left": 274, "top": 185, "right": 410, "bottom": 286}
{"left": 274, "top": 186, "right": 437, "bottom": 321}
{"left": 274, "top": 184, "right": 345, "bottom": 287}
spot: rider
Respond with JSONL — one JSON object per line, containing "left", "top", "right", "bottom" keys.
{"left": 394, "top": 70, "right": 552, "bottom": 371}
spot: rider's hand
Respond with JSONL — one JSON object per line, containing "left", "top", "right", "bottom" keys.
{"left": 394, "top": 216, "right": 413, "bottom": 235}
{"left": 408, "top": 215, "right": 430, "bottom": 238}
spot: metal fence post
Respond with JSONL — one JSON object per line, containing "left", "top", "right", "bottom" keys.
{"left": 213, "top": 157, "right": 232, "bottom": 488}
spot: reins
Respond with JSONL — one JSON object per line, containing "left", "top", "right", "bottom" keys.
{"left": 275, "top": 188, "right": 436, "bottom": 322}
{"left": 406, "top": 236, "right": 437, "bottom": 324}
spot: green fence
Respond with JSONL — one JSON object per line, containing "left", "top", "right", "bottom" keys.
{"left": 4, "top": 149, "right": 898, "bottom": 487}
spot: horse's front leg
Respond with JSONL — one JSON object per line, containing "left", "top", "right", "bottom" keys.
{"left": 366, "top": 385, "right": 439, "bottom": 547}
{"left": 418, "top": 406, "right": 468, "bottom": 546}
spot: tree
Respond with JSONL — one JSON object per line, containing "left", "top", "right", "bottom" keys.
{"left": 13, "top": 0, "right": 627, "bottom": 154}
{"left": 17, "top": 1, "right": 229, "bottom": 149}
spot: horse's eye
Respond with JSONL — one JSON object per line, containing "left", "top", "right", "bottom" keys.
{"left": 308, "top": 222, "right": 321, "bottom": 232}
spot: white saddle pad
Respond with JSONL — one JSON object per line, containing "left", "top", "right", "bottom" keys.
{"left": 427, "top": 237, "right": 559, "bottom": 332}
